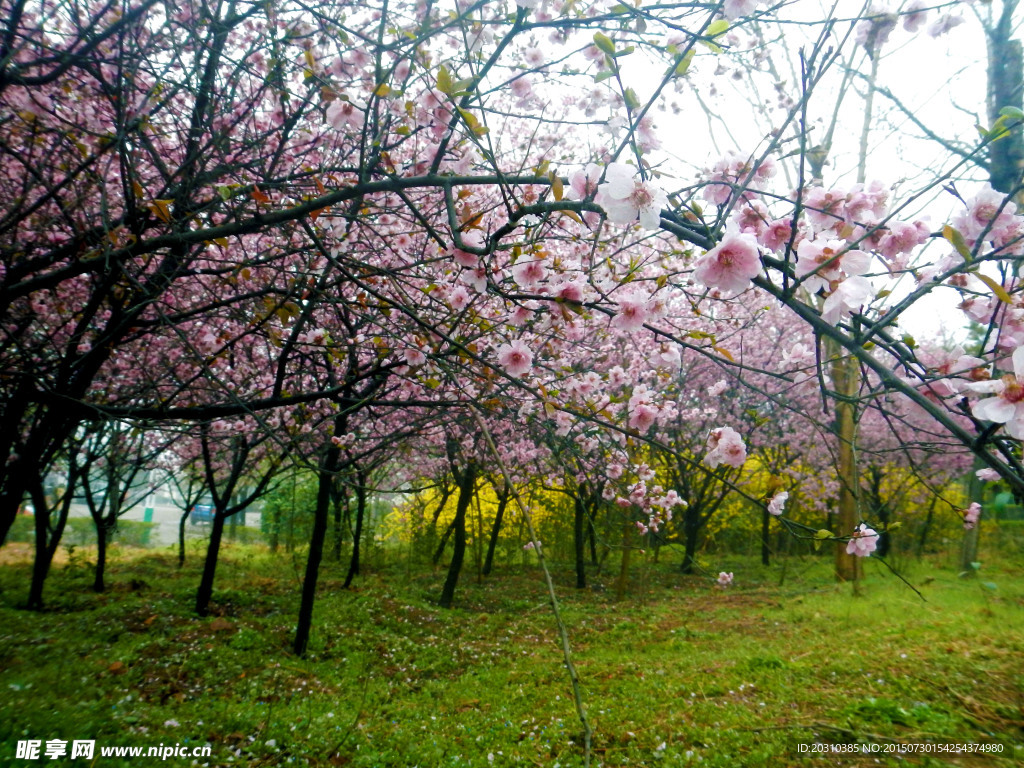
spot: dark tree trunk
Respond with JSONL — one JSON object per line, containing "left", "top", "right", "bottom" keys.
{"left": 680, "top": 505, "right": 701, "bottom": 575}
{"left": 573, "top": 495, "right": 587, "bottom": 589}
{"left": 439, "top": 463, "right": 476, "bottom": 608}
{"left": 588, "top": 515, "right": 598, "bottom": 565}
{"left": 294, "top": 443, "right": 340, "bottom": 656}
{"left": 916, "top": 496, "right": 938, "bottom": 558}
{"left": 876, "top": 504, "right": 891, "bottom": 558}
{"left": 269, "top": 503, "right": 280, "bottom": 554}
{"left": 343, "top": 471, "right": 367, "bottom": 589}
{"left": 178, "top": 509, "right": 192, "bottom": 567}
{"left": 433, "top": 517, "right": 457, "bottom": 565}
{"left": 26, "top": 481, "right": 70, "bottom": 611}
{"left": 331, "top": 485, "right": 346, "bottom": 562}
{"left": 761, "top": 507, "right": 771, "bottom": 567}
{"left": 195, "top": 511, "right": 227, "bottom": 617}
{"left": 482, "top": 487, "right": 508, "bottom": 577}
{"left": 93, "top": 524, "right": 110, "bottom": 592}
{"left": 987, "top": 3, "right": 1024, "bottom": 195}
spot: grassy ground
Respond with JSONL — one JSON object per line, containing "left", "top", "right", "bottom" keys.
{"left": 0, "top": 541, "right": 1021, "bottom": 767}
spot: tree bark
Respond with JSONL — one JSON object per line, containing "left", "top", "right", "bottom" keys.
{"left": 294, "top": 442, "right": 340, "bottom": 656}
{"left": 93, "top": 524, "right": 109, "bottom": 593}
{"left": 680, "top": 504, "right": 701, "bottom": 575}
{"left": 178, "top": 509, "right": 192, "bottom": 567}
{"left": 615, "top": 523, "right": 632, "bottom": 601}
{"left": 482, "top": 485, "right": 508, "bottom": 576}
{"left": 26, "top": 481, "right": 70, "bottom": 611}
{"left": 439, "top": 462, "right": 476, "bottom": 608}
{"left": 761, "top": 507, "right": 771, "bottom": 567}
{"left": 343, "top": 470, "right": 367, "bottom": 589}
{"left": 573, "top": 494, "right": 587, "bottom": 589}
{"left": 832, "top": 353, "right": 860, "bottom": 583}
{"left": 987, "top": 2, "right": 1024, "bottom": 195}
{"left": 432, "top": 517, "right": 457, "bottom": 565}
{"left": 195, "top": 510, "right": 227, "bottom": 617}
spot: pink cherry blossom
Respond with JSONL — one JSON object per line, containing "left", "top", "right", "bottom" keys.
{"left": 707, "top": 380, "right": 728, "bottom": 398}
{"left": 963, "top": 502, "right": 981, "bottom": 530}
{"left": 452, "top": 247, "right": 479, "bottom": 269}
{"left": 404, "top": 348, "right": 427, "bottom": 366}
{"left": 628, "top": 402, "right": 659, "bottom": 434}
{"left": 723, "top": 0, "right": 758, "bottom": 19}
{"left": 767, "top": 491, "right": 788, "bottom": 516}
{"left": 928, "top": 13, "right": 964, "bottom": 38}
{"left": 496, "top": 339, "right": 533, "bottom": 377}
{"left": 976, "top": 468, "right": 1001, "bottom": 483}
{"left": 611, "top": 291, "right": 650, "bottom": 333}
{"left": 511, "top": 259, "right": 546, "bottom": 289}
{"left": 966, "top": 347, "right": 1024, "bottom": 438}
{"left": 595, "top": 162, "right": 668, "bottom": 230}
{"left": 821, "top": 276, "right": 875, "bottom": 325}
{"left": 795, "top": 238, "right": 871, "bottom": 292}
{"left": 704, "top": 426, "right": 747, "bottom": 469}
{"left": 693, "top": 232, "right": 762, "bottom": 295}
{"left": 448, "top": 285, "right": 472, "bottom": 310}
{"left": 567, "top": 163, "right": 602, "bottom": 200}
{"left": 846, "top": 524, "right": 879, "bottom": 557}
{"left": 716, "top": 571, "right": 734, "bottom": 587}
{"left": 902, "top": 0, "right": 928, "bottom": 32}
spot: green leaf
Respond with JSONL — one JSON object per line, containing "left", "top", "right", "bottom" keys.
{"left": 942, "top": 225, "right": 973, "bottom": 262}
{"left": 814, "top": 529, "right": 832, "bottom": 540}
{"left": 436, "top": 65, "right": 453, "bottom": 95}
{"left": 999, "top": 106, "right": 1024, "bottom": 120}
{"left": 706, "top": 19, "right": 730, "bottom": 37}
{"left": 593, "top": 32, "right": 616, "bottom": 55}
{"left": 672, "top": 49, "right": 695, "bottom": 77}
{"left": 700, "top": 20, "right": 729, "bottom": 54}
{"left": 623, "top": 87, "right": 641, "bottom": 111}
{"left": 594, "top": 69, "right": 616, "bottom": 83}
{"left": 456, "top": 107, "right": 489, "bottom": 137}
{"left": 549, "top": 171, "right": 564, "bottom": 202}
{"left": 976, "top": 272, "right": 1013, "bottom": 305}
{"left": 611, "top": 46, "right": 635, "bottom": 58}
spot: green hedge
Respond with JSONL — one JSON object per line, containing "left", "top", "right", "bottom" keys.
{"left": 4, "top": 516, "right": 156, "bottom": 548}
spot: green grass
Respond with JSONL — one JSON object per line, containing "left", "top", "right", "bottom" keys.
{"left": 0, "top": 541, "right": 1021, "bottom": 767}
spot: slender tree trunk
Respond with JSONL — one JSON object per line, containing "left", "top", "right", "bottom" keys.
{"left": 439, "top": 463, "right": 476, "bottom": 608}
{"left": 573, "top": 495, "right": 587, "bottom": 589}
{"left": 268, "top": 503, "right": 280, "bottom": 554}
{"left": 761, "top": 507, "right": 771, "bottom": 567}
{"left": 960, "top": 471, "right": 983, "bottom": 574}
{"left": 331, "top": 486, "right": 346, "bottom": 562}
{"left": 916, "top": 495, "right": 938, "bottom": 559}
{"left": 832, "top": 353, "right": 860, "bottom": 583}
{"left": 178, "top": 509, "right": 192, "bottom": 567}
{"left": 344, "top": 472, "right": 367, "bottom": 589}
{"left": 294, "top": 444, "right": 340, "bottom": 656}
{"left": 615, "top": 523, "right": 632, "bottom": 601}
{"left": 482, "top": 488, "right": 508, "bottom": 576}
{"left": 26, "top": 482, "right": 69, "bottom": 611}
{"left": 93, "top": 524, "right": 109, "bottom": 593}
{"left": 588, "top": 515, "right": 598, "bottom": 565}
{"left": 680, "top": 505, "right": 700, "bottom": 575}
{"left": 195, "top": 511, "right": 227, "bottom": 617}
{"left": 987, "top": 1, "right": 1024, "bottom": 196}
{"left": 432, "top": 517, "right": 457, "bottom": 565}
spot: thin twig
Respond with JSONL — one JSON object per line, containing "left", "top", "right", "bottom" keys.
{"left": 469, "top": 405, "right": 593, "bottom": 768}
